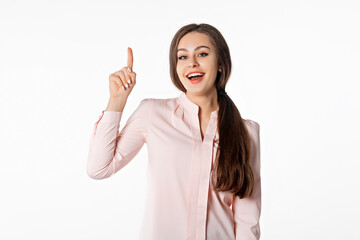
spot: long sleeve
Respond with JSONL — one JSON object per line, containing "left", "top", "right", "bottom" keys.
{"left": 232, "top": 121, "right": 261, "bottom": 240}
{"left": 87, "top": 98, "right": 152, "bottom": 180}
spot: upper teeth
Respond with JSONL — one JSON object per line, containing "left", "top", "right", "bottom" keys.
{"left": 187, "top": 73, "right": 204, "bottom": 78}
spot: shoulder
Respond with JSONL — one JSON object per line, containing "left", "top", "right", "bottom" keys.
{"left": 140, "top": 96, "right": 179, "bottom": 110}
{"left": 243, "top": 118, "right": 260, "bottom": 132}
{"left": 243, "top": 119, "right": 261, "bottom": 155}
{"left": 134, "top": 98, "right": 154, "bottom": 111}
{"left": 243, "top": 118, "right": 261, "bottom": 144}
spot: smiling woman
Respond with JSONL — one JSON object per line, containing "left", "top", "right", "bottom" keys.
{"left": 169, "top": 24, "right": 261, "bottom": 239}
{"left": 87, "top": 23, "right": 261, "bottom": 240}
{"left": 175, "top": 34, "right": 220, "bottom": 93}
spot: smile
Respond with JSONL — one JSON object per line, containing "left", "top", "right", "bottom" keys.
{"left": 186, "top": 72, "right": 205, "bottom": 84}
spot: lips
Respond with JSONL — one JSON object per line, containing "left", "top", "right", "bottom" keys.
{"left": 186, "top": 71, "right": 205, "bottom": 80}
{"left": 187, "top": 74, "right": 205, "bottom": 84}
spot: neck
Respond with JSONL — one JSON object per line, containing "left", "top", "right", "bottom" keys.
{"left": 185, "top": 88, "right": 219, "bottom": 115}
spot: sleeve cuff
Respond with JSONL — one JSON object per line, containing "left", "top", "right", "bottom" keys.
{"left": 98, "top": 110, "right": 122, "bottom": 123}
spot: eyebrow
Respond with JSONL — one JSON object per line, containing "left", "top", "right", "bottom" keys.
{"left": 177, "top": 45, "right": 210, "bottom": 52}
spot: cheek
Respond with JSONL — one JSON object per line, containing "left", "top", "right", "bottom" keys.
{"left": 176, "top": 64, "right": 184, "bottom": 78}
{"left": 210, "top": 61, "right": 219, "bottom": 75}
{"left": 210, "top": 58, "right": 218, "bottom": 68}
{"left": 176, "top": 66, "right": 181, "bottom": 78}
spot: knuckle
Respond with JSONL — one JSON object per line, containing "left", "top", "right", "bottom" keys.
{"left": 109, "top": 75, "right": 118, "bottom": 82}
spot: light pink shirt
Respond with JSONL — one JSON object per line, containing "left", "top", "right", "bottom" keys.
{"left": 87, "top": 92, "right": 261, "bottom": 240}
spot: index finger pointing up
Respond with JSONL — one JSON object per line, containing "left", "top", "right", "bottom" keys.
{"left": 127, "top": 47, "right": 133, "bottom": 71}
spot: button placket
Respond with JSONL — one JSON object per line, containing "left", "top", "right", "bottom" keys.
{"left": 196, "top": 116, "right": 218, "bottom": 239}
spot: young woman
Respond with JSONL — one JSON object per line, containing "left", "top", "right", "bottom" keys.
{"left": 87, "top": 23, "right": 261, "bottom": 240}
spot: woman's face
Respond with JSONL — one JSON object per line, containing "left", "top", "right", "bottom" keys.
{"left": 176, "top": 32, "right": 220, "bottom": 95}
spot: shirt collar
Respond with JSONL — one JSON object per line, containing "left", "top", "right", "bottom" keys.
{"left": 178, "top": 92, "right": 219, "bottom": 119}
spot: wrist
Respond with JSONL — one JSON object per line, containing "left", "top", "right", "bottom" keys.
{"left": 106, "top": 96, "right": 127, "bottom": 112}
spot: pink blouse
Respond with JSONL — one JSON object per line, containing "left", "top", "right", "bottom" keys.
{"left": 87, "top": 92, "right": 261, "bottom": 240}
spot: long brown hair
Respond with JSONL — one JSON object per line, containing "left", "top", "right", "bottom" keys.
{"left": 169, "top": 23, "right": 254, "bottom": 198}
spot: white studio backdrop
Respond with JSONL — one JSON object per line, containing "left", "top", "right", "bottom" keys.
{"left": 0, "top": 0, "right": 359, "bottom": 239}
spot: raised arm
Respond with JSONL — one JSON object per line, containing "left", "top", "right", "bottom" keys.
{"left": 232, "top": 120, "right": 261, "bottom": 240}
{"left": 87, "top": 47, "right": 152, "bottom": 179}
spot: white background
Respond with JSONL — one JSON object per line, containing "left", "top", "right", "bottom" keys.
{"left": 1, "top": 0, "right": 359, "bottom": 239}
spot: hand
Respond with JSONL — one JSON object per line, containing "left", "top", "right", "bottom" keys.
{"left": 108, "top": 47, "right": 137, "bottom": 99}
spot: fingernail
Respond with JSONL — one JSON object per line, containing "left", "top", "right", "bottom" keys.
{"left": 127, "top": 79, "right": 131, "bottom": 84}
{"left": 122, "top": 86, "right": 125, "bottom": 90}
{"left": 126, "top": 83, "right": 130, "bottom": 88}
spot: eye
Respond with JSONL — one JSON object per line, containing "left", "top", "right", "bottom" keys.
{"left": 178, "top": 56, "right": 187, "bottom": 60}
{"left": 199, "top": 53, "right": 208, "bottom": 57}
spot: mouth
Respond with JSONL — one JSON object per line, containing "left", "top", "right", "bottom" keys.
{"left": 186, "top": 72, "right": 205, "bottom": 84}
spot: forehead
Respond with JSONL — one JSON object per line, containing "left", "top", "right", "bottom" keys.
{"left": 178, "top": 32, "right": 213, "bottom": 49}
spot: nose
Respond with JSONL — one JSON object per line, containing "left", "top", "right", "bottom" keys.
{"left": 188, "top": 57, "right": 199, "bottom": 68}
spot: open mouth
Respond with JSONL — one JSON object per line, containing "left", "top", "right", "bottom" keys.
{"left": 186, "top": 72, "right": 205, "bottom": 81}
